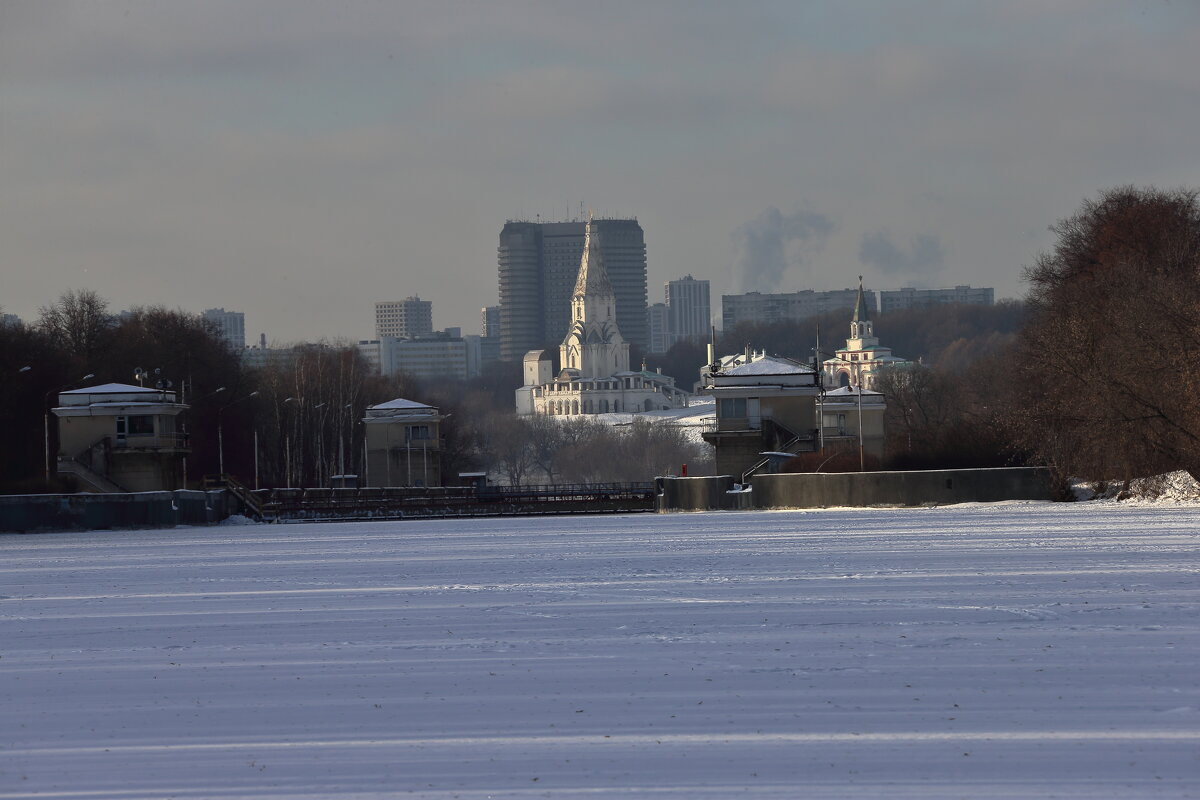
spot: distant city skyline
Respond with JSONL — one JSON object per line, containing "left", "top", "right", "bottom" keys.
{"left": 3, "top": 3, "right": 1199, "bottom": 341}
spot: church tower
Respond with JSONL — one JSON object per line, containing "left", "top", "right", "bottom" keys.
{"left": 822, "top": 276, "right": 910, "bottom": 389}
{"left": 847, "top": 276, "right": 879, "bottom": 348}
{"left": 559, "top": 217, "right": 630, "bottom": 379}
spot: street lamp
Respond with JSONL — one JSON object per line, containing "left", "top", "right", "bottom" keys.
{"left": 181, "top": 386, "right": 224, "bottom": 487}
{"left": 218, "top": 391, "right": 259, "bottom": 476}
{"left": 856, "top": 384, "right": 865, "bottom": 473}
{"left": 45, "top": 373, "right": 95, "bottom": 487}
{"left": 18, "top": 366, "right": 31, "bottom": 374}
{"left": 339, "top": 403, "right": 352, "bottom": 478}
{"left": 312, "top": 402, "right": 327, "bottom": 487}
{"left": 284, "top": 397, "right": 299, "bottom": 488}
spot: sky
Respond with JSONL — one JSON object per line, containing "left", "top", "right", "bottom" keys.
{"left": 3, "top": 1, "right": 1199, "bottom": 343}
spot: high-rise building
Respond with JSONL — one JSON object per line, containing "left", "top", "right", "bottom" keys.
{"left": 722, "top": 288, "right": 869, "bottom": 330}
{"left": 516, "top": 218, "right": 686, "bottom": 416}
{"left": 665, "top": 275, "right": 711, "bottom": 346}
{"left": 375, "top": 297, "right": 433, "bottom": 339}
{"left": 201, "top": 308, "right": 246, "bottom": 351}
{"left": 646, "top": 303, "right": 670, "bottom": 355}
{"left": 878, "top": 285, "right": 994, "bottom": 313}
{"left": 498, "top": 218, "right": 648, "bottom": 361}
{"left": 481, "top": 305, "right": 501, "bottom": 338}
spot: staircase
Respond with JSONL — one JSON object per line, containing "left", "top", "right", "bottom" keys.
{"left": 739, "top": 420, "right": 816, "bottom": 484}
{"left": 57, "top": 458, "right": 128, "bottom": 493}
{"left": 204, "top": 474, "right": 267, "bottom": 521}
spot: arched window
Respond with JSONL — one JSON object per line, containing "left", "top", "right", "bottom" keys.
{"left": 571, "top": 400, "right": 580, "bottom": 414}
{"left": 838, "top": 371, "right": 850, "bottom": 388}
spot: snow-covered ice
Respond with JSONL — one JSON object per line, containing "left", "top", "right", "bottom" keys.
{"left": 2, "top": 502, "right": 1198, "bottom": 798}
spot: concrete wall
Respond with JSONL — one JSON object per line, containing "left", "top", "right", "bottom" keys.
{"left": 751, "top": 467, "right": 1052, "bottom": 509}
{"left": 656, "top": 475, "right": 752, "bottom": 512}
{"left": 658, "top": 467, "right": 1053, "bottom": 512}
{"left": 0, "top": 490, "right": 236, "bottom": 533}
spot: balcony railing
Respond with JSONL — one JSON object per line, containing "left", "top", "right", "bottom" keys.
{"left": 114, "top": 432, "right": 191, "bottom": 450}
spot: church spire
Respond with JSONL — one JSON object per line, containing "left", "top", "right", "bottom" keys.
{"left": 852, "top": 275, "right": 871, "bottom": 322}
{"left": 573, "top": 215, "right": 614, "bottom": 299}
{"left": 849, "top": 276, "right": 876, "bottom": 344}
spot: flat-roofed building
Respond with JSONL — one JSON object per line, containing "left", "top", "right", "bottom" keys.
{"left": 722, "top": 288, "right": 869, "bottom": 330}
{"left": 362, "top": 398, "right": 442, "bottom": 487}
{"left": 665, "top": 275, "right": 711, "bottom": 345}
{"left": 879, "top": 285, "right": 994, "bottom": 313}
{"left": 375, "top": 297, "right": 433, "bottom": 339}
{"left": 52, "top": 383, "right": 190, "bottom": 492}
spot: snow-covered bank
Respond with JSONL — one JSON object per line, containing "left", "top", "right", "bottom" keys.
{"left": 2, "top": 504, "right": 1198, "bottom": 798}
{"left": 1073, "top": 470, "right": 1200, "bottom": 504}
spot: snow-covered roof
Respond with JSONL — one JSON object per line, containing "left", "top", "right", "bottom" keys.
{"left": 725, "top": 356, "right": 813, "bottom": 376}
{"left": 369, "top": 398, "right": 435, "bottom": 410}
{"left": 62, "top": 382, "right": 159, "bottom": 394}
{"left": 824, "top": 386, "right": 883, "bottom": 397}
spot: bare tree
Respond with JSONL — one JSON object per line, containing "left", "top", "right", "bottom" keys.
{"left": 485, "top": 413, "right": 535, "bottom": 486}
{"left": 1008, "top": 186, "right": 1200, "bottom": 482}
{"left": 37, "top": 289, "right": 114, "bottom": 363}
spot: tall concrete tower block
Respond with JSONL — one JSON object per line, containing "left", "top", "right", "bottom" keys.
{"left": 498, "top": 218, "right": 647, "bottom": 361}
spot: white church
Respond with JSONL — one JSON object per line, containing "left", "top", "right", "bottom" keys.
{"left": 822, "top": 277, "right": 911, "bottom": 389}
{"left": 516, "top": 217, "right": 689, "bottom": 416}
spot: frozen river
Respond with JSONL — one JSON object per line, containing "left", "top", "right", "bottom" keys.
{"left": 3, "top": 503, "right": 1198, "bottom": 798}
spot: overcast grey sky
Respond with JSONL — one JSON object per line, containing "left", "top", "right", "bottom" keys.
{"left": 3, "top": 1, "right": 1199, "bottom": 343}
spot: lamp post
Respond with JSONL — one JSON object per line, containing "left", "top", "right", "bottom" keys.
{"left": 283, "top": 397, "right": 299, "bottom": 488}
{"left": 218, "top": 391, "right": 259, "bottom": 477}
{"left": 45, "top": 373, "right": 94, "bottom": 488}
{"left": 339, "top": 403, "right": 352, "bottom": 479}
{"left": 312, "top": 402, "right": 327, "bottom": 487}
{"left": 856, "top": 384, "right": 865, "bottom": 473}
{"left": 183, "top": 386, "right": 225, "bottom": 487}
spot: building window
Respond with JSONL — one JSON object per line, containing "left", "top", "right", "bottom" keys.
{"left": 717, "top": 398, "right": 747, "bottom": 418}
{"left": 407, "top": 425, "right": 430, "bottom": 441}
{"left": 128, "top": 415, "right": 155, "bottom": 436}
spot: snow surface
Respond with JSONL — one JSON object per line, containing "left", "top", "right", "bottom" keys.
{"left": 3, "top": 503, "right": 1199, "bottom": 798}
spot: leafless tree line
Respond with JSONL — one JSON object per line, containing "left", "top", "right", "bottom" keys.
{"left": 483, "top": 414, "right": 711, "bottom": 485}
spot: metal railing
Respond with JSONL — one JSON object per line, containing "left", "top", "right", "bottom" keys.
{"left": 113, "top": 432, "right": 190, "bottom": 450}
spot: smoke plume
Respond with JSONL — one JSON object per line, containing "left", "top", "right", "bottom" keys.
{"left": 731, "top": 207, "right": 834, "bottom": 293}
{"left": 858, "top": 231, "right": 944, "bottom": 277}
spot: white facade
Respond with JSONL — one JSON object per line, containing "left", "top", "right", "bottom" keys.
{"left": 375, "top": 297, "right": 433, "bottom": 340}
{"left": 517, "top": 218, "right": 688, "bottom": 416}
{"left": 822, "top": 279, "right": 911, "bottom": 390}
{"left": 201, "top": 308, "right": 246, "bottom": 351}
